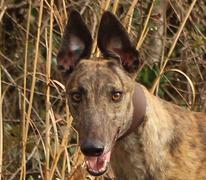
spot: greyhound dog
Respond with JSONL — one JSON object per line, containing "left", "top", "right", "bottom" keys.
{"left": 57, "top": 10, "right": 206, "bottom": 179}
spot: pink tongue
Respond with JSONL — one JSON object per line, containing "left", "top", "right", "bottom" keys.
{"left": 86, "top": 151, "right": 111, "bottom": 172}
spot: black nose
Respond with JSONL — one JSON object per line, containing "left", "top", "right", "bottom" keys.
{"left": 81, "top": 140, "right": 104, "bottom": 156}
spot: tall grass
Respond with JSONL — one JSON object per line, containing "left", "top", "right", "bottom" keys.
{"left": 0, "top": 0, "right": 206, "bottom": 179}
{"left": 0, "top": 62, "right": 3, "bottom": 180}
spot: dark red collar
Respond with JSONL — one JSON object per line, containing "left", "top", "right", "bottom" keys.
{"left": 118, "top": 83, "right": 146, "bottom": 139}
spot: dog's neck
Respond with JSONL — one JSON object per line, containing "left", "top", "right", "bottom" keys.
{"left": 113, "top": 84, "right": 175, "bottom": 178}
{"left": 119, "top": 83, "right": 146, "bottom": 139}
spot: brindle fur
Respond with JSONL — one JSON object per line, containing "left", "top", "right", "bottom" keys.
{"left": 57, "top": 10, "right": 206, "bottom": 179}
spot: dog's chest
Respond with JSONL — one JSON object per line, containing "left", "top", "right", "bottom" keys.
{"left": 110, "top": 133, "right": 152, "bottom": 180}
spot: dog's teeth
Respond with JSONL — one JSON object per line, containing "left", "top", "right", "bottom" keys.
{"left": 89, "top": 167, "right": 98, "bottom": 173}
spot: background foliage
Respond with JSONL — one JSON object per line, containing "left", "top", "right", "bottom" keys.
{"left": 0, "top": 0, "right": 206, "bottom": 179}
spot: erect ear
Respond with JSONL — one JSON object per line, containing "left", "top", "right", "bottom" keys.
{"left": 97, "top": 11, "right": 140, "bottom": 74}
{"left": 57, "top": 10, "right": 92, "bottom": 74}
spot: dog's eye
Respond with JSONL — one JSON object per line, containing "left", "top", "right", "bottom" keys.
{"left": 112, "top": 91, "right": 123, "bottom": 102}
{"left": 71, "top": 92, "right": 81, "bottom": 103}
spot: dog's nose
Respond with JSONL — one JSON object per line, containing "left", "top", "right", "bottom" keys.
{"left": 81, "top": 140, "right": 104, "bottom": 156}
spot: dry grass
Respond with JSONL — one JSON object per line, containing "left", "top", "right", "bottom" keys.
{"left": 0, "top": 0, "right": 206, "bottom": 179}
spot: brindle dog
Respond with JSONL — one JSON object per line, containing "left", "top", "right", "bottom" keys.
{"left": 57, "top": 10, "right": 206, "bottom": 179}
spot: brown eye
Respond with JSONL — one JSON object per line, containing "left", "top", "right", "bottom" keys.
{"left": 112, "top": 91, "right": 123, "bottom": 102}
{"left": 71, "top": 92, "right": 81, "bottom": 103}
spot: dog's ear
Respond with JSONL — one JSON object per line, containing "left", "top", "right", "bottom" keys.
{"left": 97, "top": 11, "right": 140, "bottom": 74}
{"left": 57, "top": 10, "right": 92, "bottom": 74}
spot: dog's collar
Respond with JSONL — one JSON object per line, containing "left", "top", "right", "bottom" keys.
{"left": 118, "top": 83, "right": 146, "bottom": 140}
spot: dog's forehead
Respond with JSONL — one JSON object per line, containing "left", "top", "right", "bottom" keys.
{"left": 77, "top": 58, "right": 110, "bottom": 69}
{"left": 67, "top": 58, "right": 126, "bottom": 89}
{"left": 75, "top": 59, "right": 118, "bottom": 78}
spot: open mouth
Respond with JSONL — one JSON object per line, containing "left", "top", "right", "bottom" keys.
{"left": 85, "top": 150, "right": 111, "bottom": 176}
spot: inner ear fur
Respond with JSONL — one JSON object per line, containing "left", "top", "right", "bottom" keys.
{"left": 97, "top": 11, "right": 140, "bottom": 74}
{"left": 57, "top": 9, "right": 92, "bottom": 74}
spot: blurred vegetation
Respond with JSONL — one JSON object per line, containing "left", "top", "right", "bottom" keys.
{"left": 0, "top": 0, "right": 206, "bottom": 179}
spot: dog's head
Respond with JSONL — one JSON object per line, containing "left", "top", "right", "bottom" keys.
{"left": 57, "top": 10, "right": 141, "bottom": 176}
